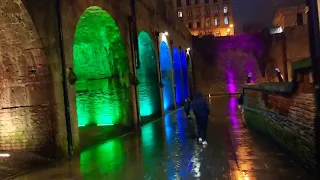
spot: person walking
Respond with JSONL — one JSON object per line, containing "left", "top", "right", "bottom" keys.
{"left": 191, "top": 92, "right": 210, "bottom": 145}
{"left": 184, "top": 98, "right": 191, "bottom": 117}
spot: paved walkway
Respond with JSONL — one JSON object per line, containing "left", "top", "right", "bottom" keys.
{"left": 13, "top": 97, "right": 316, "bottom": 179}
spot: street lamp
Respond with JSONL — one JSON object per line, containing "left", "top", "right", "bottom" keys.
{"left": 164, "top": 31, "right": 169, "bottom": 36}
{"left": 247, "top": 72, "right": 252, "bottom": 83}
{"left": 275, "top": 68, "right": 284, "bottom": 82}
{"left": 229, "top": 24, "right": 234, "bottom": 28}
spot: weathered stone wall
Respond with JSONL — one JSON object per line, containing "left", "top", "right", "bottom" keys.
{"left": 0, "top": 0, "right": 192, "bottom": 157}
{"left": 192, "top": 34, "right": 264, "bottom": 95}
{"left": 243, "top": 69, "right": 316, "bottom": 167}
{"left": 269, "top": 25, "right": 309, "bottom": 82}
{"left": 0, "top": 0, "right": 58, "bottom": 157}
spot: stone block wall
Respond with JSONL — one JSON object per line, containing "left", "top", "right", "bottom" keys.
{"left": 243, "top": 69, "right": 316, "bottom": 167}
{"left": 0, "top": 0, "right": 192, "bottom": 158}
{"left": 269, "top": 25, "right": 309, "bottom": 82}
{"left": 192, "top": 34, "right": 265, "bottom": 96}
{"left": 0, "top": 0, "right": 58, "bottom": 157}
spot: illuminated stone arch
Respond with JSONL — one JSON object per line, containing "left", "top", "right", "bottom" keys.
{"left": 173, "top": 47, "right": 184, "bottom": 105}
{"left": 160, "top": 41, "right": 174, "bottom": 110}
{"left": 73, "top": 6, "right": 132, "bottom": 127}
{"left": 137, "top": 30, "right": 162, "bottom": 122}
{"left": 0, "top": 0, "right": 55, "bottom": 154}
{"left": 181, "top": 50, "right": 189, "bottom": 99}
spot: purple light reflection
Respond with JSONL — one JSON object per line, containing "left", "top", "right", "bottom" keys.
{"left": 229, "top": 97, "right": 239, "bottom": 130}
{"left": 227, "top": 71, "right": 237, "bottom": 94}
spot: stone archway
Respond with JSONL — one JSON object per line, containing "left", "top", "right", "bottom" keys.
{"left": 0, "top": 0, "right": 55, "bottom": 154}
{"left": 181, "top": 50, "right": 189, "bottom": 99}
{"left": 173, "top": 47, "right": 184, "bottom": 105}
{"left": 160, "top": 41, "right": 174, "bottom": 110}
{"left": 73, "top": 6, "right": 132, "bottom": 127}
{"left": 137, "top": 31, "right": 162, "bottom": 123}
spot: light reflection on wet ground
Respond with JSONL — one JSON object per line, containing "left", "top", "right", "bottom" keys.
{"left": 15, "top": 97, "right": 315, "bottom": 179}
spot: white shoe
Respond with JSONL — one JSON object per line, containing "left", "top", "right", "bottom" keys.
{"left": 198, "top": 138, "right": 203, "bottom": 142}
{"left": 202, "top": 141, "right": 208, "bottom": 145}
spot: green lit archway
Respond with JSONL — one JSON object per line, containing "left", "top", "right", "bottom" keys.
{"left": 137, "top": 31, "right": 162, "bottom": 122}
{"left": 73, "top": 6, "right": 132, "bottom": 127}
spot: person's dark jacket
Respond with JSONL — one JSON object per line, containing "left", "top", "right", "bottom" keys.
{"left": 191, "top": 93, "right": 209, "bottom": 119}
{"left": 184, "top": 99, "right": 191, "bottom": 113}
{"left": 238, "top": 94, "right": 244, "bottom": 105}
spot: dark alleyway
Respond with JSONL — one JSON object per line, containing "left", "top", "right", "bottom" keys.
{"left": 13, "top": 97, "right": 315, "bottom": 180}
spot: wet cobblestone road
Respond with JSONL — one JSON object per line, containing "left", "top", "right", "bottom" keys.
{"left": 14, "top": 97, "right": 316, "bottom": 179}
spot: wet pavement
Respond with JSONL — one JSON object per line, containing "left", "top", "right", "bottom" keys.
{"left": 13, "top": 97, "right": 316, "bottom": 179}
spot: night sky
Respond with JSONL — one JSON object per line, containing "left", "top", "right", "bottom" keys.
{"left": 232, "top": 0, "right": 304, "bottom": 32}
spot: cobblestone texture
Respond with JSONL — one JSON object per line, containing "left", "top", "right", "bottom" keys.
{"left": 244, "top": 88, "right": 317, "bottom": 167}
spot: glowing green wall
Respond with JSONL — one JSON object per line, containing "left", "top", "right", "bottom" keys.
{"left": 73, "top": 6, "right": 132, "bottom": 126}
{"left": 137, "top": 31, "right": 161, "bottom": 119}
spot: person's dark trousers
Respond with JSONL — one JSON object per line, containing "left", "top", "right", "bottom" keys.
{"left": 185, "top": 110, "right": 190, "bottom": 116}
{"left": 201, "top": 119, "right": 208, "bottom": 141}
{"left": 197, "top": 116, "right": 208, "bottom": 141}
{"left": 196, "top": 119, "right": 202, "bottom": 140}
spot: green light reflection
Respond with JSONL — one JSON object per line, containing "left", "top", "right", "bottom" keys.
{"left": 80, "top": 139, "right": 125, "bottom": 173}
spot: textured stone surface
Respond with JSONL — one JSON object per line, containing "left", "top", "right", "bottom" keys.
{"left": 289, "top": 93, "right": 316, "bottom": 122}
{"left": 243, "top": 82, "right": 317, "bottom": 167}
{"left": 0, "top": 0, "right": 55, "bottom": 156}
{"left": 269, "top": 25, "right": 310, "bottom": 81}
{"left": 0, "top": 0, "right": 192, "bottom": 158}
{"left": 244, "top": 107, "right": 316, "bottom": 167}
{"left": 192, "top": 35, "right": 265, "bottom": 95}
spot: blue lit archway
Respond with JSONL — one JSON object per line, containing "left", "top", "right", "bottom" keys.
{"left": 173, "top": 47, "right": 184, "bottom": 105}
{"left": 160, "top": 41, "right": 174, "bottom": 110}
{"left": 181, "top": 50, "right": 189, "bottom": 99}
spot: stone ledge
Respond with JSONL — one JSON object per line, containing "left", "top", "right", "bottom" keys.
{"left": 243, "top": 106, "right": 313, "bottom": 129}
{"left": 242, "top": 82, "right": 294, "bottom": 93}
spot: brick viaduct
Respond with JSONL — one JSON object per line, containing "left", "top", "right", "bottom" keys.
{"left": 0, "top": 0, "right": 192, "bottom": 158}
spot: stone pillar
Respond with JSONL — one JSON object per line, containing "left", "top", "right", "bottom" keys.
{"left": 170, "top": 40, "right": 177, "bottom": 109}
{"left": 154, "top": 31, "right": 165, "bottom": 116}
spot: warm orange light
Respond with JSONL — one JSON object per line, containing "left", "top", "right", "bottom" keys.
{"left": 227, "top": 28, "right": 231, "bottom": 32}
{"left": 0, "top": 153, "right": 10, "bottom": 157}
{"left": 230, "top": 24, "right": 234, "bottom": 28}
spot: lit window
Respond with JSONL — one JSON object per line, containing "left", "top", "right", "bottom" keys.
{"left": 178, "top": 11, "right": 183, "bottom": 17}
{"left": 223, "top": 6, "right": 228, "bottom": 13}
{"left": 224, "top": 16, "right": 229, "bottom": 25}
{"left": 214, "top": 18, "right": 219, "bottom": 26}
{"left": 205, "top": 19, "right": 211, "bottom": 27}
{"left": 226, "top": 28, "right": 231, "bottom": 35}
